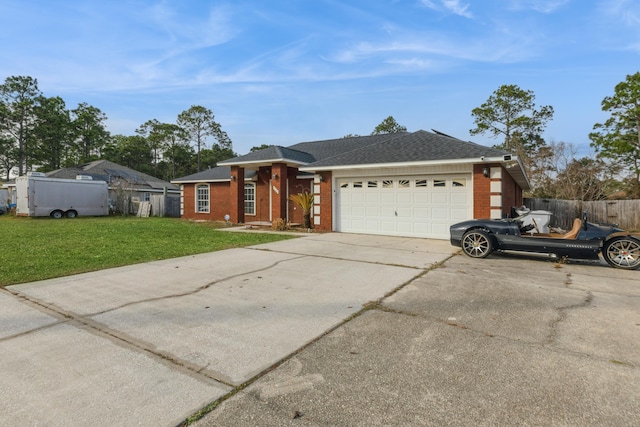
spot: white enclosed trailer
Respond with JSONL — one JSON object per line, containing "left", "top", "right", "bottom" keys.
{"left": 16, "top": 174, "right": 109, "bottom": 218}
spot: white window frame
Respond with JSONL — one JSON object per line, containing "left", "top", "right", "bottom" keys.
{"left": 244, "top": 182, "right": 256, "bottom": 216}
{"left": 196, "top": 183, "right": 210, "bottom": 213}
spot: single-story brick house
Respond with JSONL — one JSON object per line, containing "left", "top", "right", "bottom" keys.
{"left": 172, "top": 130, "right": 529, "bottom": 239}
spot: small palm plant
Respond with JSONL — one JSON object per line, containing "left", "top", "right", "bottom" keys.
{"left": 289, "top": 192, "right": 314, "bottom": 229}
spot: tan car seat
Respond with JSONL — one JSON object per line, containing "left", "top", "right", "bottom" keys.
{"left": 561, "top": 218, "right": 582, "bottom": 239}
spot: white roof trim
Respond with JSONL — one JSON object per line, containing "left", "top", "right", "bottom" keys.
{"left": 299, "top": 157, "right": 487, "bottom": 172}
{"left": 219, "top": 158, "right": 309, "bottom": 167}
{"left": 171, "top": 179, "right": 230, "bottom": 184}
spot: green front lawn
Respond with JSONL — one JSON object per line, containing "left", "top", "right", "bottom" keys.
{"left": 0, "top": 215, "right": 294, "bottom": 287}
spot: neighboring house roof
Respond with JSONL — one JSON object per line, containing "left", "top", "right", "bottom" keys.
{"left": 171, "top": 166, "right": 257, "bottom": 184}
{"left": 47, "top": 160, "right": 179, "bottom": 192}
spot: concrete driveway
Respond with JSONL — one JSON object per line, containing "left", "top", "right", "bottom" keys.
{"left": 0, "top": 233, "right": 453, "bottom": 426}
{"left": 197, "top": 251, "right": 640, "bottom": 427}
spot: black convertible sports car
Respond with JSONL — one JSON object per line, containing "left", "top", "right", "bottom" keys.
{"left": 450, "top": 212, "right": 640, "bottom": 270}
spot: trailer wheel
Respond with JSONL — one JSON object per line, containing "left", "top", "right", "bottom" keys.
{"left": 65, "top": 210, "right": 78, "bottom": 218}
{"left": 50, "top": 210, "right": 64, "bottom": 219}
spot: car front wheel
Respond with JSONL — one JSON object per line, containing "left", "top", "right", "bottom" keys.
{"left": 461, "top": 230, "right": 493, "bottom": 258}
{"left": 603, "top": 237, "right": 640, "bottom": 270}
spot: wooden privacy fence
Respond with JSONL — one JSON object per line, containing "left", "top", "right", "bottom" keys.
{"left": 524, "top": 198, "right": 640, "bottom": 231}
{"left": 150, "top": 194, "right": 180, "bottom": 217}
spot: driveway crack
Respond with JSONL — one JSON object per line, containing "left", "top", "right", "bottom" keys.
{"left": 545, "top": 290, "right": 594, "bottom": 345}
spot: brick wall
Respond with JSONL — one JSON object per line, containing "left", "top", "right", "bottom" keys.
{"left": 473, "top": 164, "right": 491, "bottom": 218}
{"left": 180, "top": 182, "right": 231, "bottom": 221}
{"left": 314, "top": 172, "right": 333, "bottom": 231}
{"left": 501, "top": 171, "right": 523, "bottom": 215}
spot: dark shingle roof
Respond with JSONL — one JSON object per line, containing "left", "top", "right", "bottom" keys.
{"left": 171, "top": 166, "right": 256, "bottom": 183}
{"left": 190, "top": 130, "right": 528, "bottom": 189}
{"left": 305, "top": 130, "right": 508, "bottom": 168}
{"left": 219, "top": 130, "right": 507, "bottom": 169}
{"left": 219, "top": 146, "right": 316, "bottom": 165}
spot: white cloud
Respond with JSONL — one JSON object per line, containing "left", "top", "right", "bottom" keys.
{"left": 420, "top": 0, "right": 473, "bottom": 18}
{"left": 598, "top": 0, "right": 640, "bottom": 25}
{"left": 506, "top": 0, "right": 570, "bottom": 13}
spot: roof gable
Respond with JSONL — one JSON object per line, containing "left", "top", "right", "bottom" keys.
{"left": 219, "top": 145, "right": 316, "bottom": 166}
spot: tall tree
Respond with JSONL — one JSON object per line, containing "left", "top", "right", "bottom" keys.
{"left": 102, "top": 134, "right": 154, "bottom": 175}
{"left": 371, "top": 116, "right": 407, "bottom": 134}
{"left": 70, "top": 102, "right": 110, "bottom": 164}
{"left": 0, "top": 76, "right": 41, "bottom": 175}
{"left": 137, "top": 120, "right": 188, "bottom": 180}
{"left": 250, "top": 144, "right": 273, "bottom": 152}
{"left": 590, "top": 72, "right": 640, "bottom": 198}
{"left": 470, "top": 84, "right": 554, "bottom": 156}
{"left": 136, "top": 119, "right": 165, "bottom": 175}
{"left": 177, "top": 105, "right": 232, "bottom": 172}
{"left": 31, "top": 96, "right": 72, "bottom": 172}
{"left": 0, "top": 135, "right": 16, "bottom": 180}
{"left": 199, "top": 146, "right": 237, "bottom": 169}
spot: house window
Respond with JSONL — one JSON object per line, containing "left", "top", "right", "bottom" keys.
{"left": 398, "top": 179, "right": 410, "bottom": 188}
{"left": 415, "top": 179, "right": 427, "bottom": 187}
{"left": 143, "top": 192, "right": 151, "bottom": 202}
{"left": 353, "top": 181, "right": 363, "bottom": 188}
{"left": 382, "top": 180, "right": 393, "bottom": 188}
{"left": 434, "top": 180, "right": 446, "bottom": 187}
{"left": 196, "top": 184, "right": 209, "bottom": 213}
{"left": 244, "top": 183, "right": 256, "bottom": 215}
{"left": 453, "top": 178, "right": 467, "bottom": 187}
{"left": 368, "top": 180, "right": 378, "bottom": 188}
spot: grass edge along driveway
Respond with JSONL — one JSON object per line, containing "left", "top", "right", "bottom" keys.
{"left": 0, "top": 216, "right": 295, "bottom": 287}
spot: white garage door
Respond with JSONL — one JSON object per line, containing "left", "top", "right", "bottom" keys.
{"left": 335, "top": 175, "right": 472, "bottom": 239}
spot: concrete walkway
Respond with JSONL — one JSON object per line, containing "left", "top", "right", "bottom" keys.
{"left": 0, "top": 233, "right": 454, "bottom": 426}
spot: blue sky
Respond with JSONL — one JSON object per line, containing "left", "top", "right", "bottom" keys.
{"left": 1, "top": 0, "right": 638, "bottom": 156}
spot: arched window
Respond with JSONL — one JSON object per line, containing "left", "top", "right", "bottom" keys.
{"left": 196, "top": 184, "right": 210, "bottom": 213}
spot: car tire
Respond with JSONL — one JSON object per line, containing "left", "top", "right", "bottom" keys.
{"left": 461, "top": 229, "right": 493, "bottom": 258}
{"left": 603, "top": 237, "right": 640, "bottom": 270}
{"left": 50, "top": 210, "right": 64, "bottom": 219}
{"left": 65, "top": 210, "right": 78, "bottom": 218}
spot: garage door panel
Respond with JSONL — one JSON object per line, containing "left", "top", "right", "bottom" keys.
{"left": 413, "top": 193, "right": 429, "bottom": 204}
{"left": 365, "top": 206, "right": 379, "bottom": 216}
{"left": 352, "top": 206, "right": 365, "bottom": 216}
{"left": 336, "top": 174, "right": 472, "bottom": 239}
{"left": 396, "top": 207, "right": 411, "bottom": 217}
{"left": 431, "top": 207, "right": 448, "bottom": 220}
{"left": 381, "top": 206, "right": 396, "bottom": 217}
{"left": 413, "top": 222, "right": 430, "bottom": 234}
{"left": 432, "top": 193, "right": 448, "bottom": 204}
{"left": 451, "top": 193, "right": 468, "bottom": 205}
{"left": 396, "top": 193, "right": 412, "bottom": 204}
{"left": 380, "top": 221, "right": 395, "bottom": 232}
{"left": 380, "top": 193, "right": 395, "bottom": 203}
{"left": 351, "top": 193, "right": 365, "bottom": 203}
{"left": 396, "top": 221, "right": 413, "bottom": 233}
{"left": 450, "top": 208, "right": 470, "bottom": 221}
{"left": 365, "top": 193, "right": 379, "bottom": 203}
{"left": 413, "top": 207, "right": 429, "bottom": 218}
